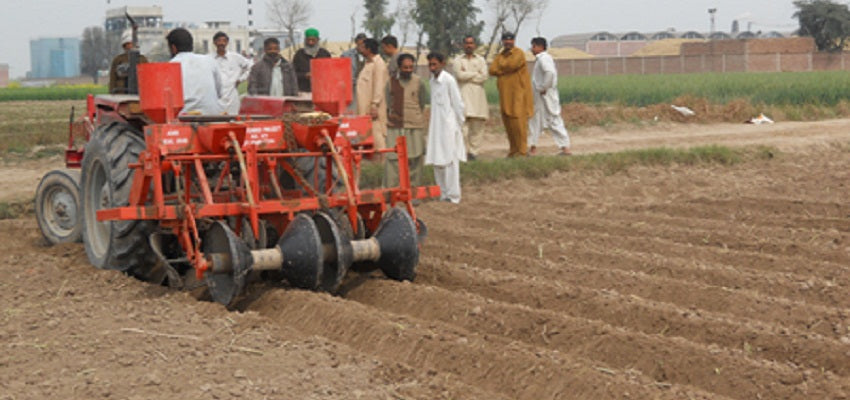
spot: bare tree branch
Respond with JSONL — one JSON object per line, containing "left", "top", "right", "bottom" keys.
{"left": 483, "top": 0, "right": 548, "bottom": 59}
{"left": 483, "top": 0, "right": 509, "bottom": 60}
{"left": 266, "top": 0, "right": 313, "bottom": 58}
{"left": 533, "top": 0, "right": 549, "bottom": 36}
{"left": 80, "top": 26, "right": 117, "bottom": 84}
{"left": 395, "top": 0, "right": 418, "bottom": 47}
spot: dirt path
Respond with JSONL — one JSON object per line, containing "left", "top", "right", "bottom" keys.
{"left": 3, "top": 120, "right": 850, "bottom": 399}
{"left": 479, "top": 118, "right": 850, "bottom": 157}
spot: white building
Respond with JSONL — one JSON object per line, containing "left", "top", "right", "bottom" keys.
{"left": 105, "top": 6, "right": 250, "bottom": 61}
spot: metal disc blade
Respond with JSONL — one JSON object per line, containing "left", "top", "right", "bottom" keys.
{"left": 373, "top": 207, "right": 419, "bottom": 281}
{"left": 203, "top": 221, "right": 253, "bottom": 306}
{"left": 277, "top": 213, "right": 324, "bottom": 290}
{"left": 313, "top": 211, "right": 353, "bottom": 292}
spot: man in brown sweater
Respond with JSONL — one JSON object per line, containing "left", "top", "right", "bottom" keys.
{"left": 488, "top": 32, "right": 534, "bottom": 157}
{"left": 384, "top": 53, "right": 428, "bottom": 188}
{"left": 247, "top": 37, "right": 298, "bottom": 96}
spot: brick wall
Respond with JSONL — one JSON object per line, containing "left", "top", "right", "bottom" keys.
{"left": 747, "top": 37, "right": 815, "bottom": 54}
{"left": 552, "top": 37, "right": 847, "bottom": 76}
{"left": 586, "top": 41, "right": 620, "bottom": 57}
{"left": 585, "top": 41, "right": 649, "bottom": 57}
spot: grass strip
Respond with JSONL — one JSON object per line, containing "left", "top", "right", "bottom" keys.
{"left": 0, "top": 86, "right": 108, "bottom": 102}
{"left": 0, "top": 200, "right": 32, "bottom": 220}
{"left": 360, "top": 145, "right": 776, "bottom": 188}
{"left": 0, "top": 145, "right": 776, "bottom": 221}
{"left": 483, "top": 71, "right": 850, "bottom": 107}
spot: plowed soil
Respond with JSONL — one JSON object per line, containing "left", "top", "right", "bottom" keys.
{"left": 3, "top": 120, "right": 850, "bottom": 399}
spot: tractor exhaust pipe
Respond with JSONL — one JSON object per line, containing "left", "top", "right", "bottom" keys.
{"left": 125, "top": 12, "right": 140, "bottom": 95}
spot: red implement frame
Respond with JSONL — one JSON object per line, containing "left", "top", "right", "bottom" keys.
{"left": 96, "top": 118, "right": 439, "bottom": 278}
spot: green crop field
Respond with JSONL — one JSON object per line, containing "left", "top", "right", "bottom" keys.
{"left": 2, "top": 70, "right": 850, "bottom": 156}
{"left": 485, "top": 71, "right": 850, "bottom": 107}
{"left": 0, "top": 85, "right": 108, "bottom": 102}
{"left": 4, "top": 70, "right": 849, "bottom": 106}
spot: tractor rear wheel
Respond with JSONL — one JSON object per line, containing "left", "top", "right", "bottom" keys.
{"left": 35, "top": 169, "right": 82, "bottom": 244}
{"left": 81, "top": 122, "right": 157, "bottom": 276}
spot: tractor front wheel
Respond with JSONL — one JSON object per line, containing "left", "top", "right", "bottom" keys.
{"left": 81, "top": 122, "right": 157, "bottom": 276}
{"left": 35, "top": 169, "right": 82, "bottom": 245}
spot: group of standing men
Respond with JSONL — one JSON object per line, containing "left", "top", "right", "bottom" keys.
{"left": 336, "top": 31, "right": 571, "bottom": 204}
{"left": 396, "top": 33, "right": 574, "bottom": 203}
{"left": 343, "top": 33, "right": 466, "bottom": 204}
{"left": 108, "top": 27, "right": 568, "bottom": 204}
{"left": 490, "top": 33, "right": 571, "bottom": 157}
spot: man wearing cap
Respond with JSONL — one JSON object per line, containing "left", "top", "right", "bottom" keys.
{"left": 211, "top": 31, "right": 252, "bottom": 114}
{"left": 292, "top": 28, "right": 331, "bottom": 93}
{"left": 488, "top": 32, "right": 534, "bottom": 157}
{"left": 108, "top": 30, "right": 148, "bottom": 94}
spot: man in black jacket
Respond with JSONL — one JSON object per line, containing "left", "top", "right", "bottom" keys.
{"left": 247, "top": 37, "right": 298, "bottom": 96}
{"left": 292, "top": 28, "right": 331, "bottom": 93}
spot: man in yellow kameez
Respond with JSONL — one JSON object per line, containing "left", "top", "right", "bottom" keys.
{"left": 356, "top": 38, "right": 389, "bottom": 151}
{"left": 488, "top": 32, "right": 534, "bottom": 157}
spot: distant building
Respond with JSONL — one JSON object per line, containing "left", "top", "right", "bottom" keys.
{"left": 29, "top": 38, "right": 80, "bottom": 78}
{"left": 105, "top": 5, "right": 164, "bottom": 33}
{"left": 552, "top": 30, "right": 791, "bottom": 57}
{"left": 0, "top": 63, "right": 9, "bottom": 87}
{"left": 104, "top": 6, "right": 250, "bottom": 60}
{"left": 249, "top": 28, "right": 303, "bottom": 58}
{"left": 193, "top": 21, "right": 251, "bottom": 56}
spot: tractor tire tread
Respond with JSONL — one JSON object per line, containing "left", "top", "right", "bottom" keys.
{"left": 82, "top": 122, "right": 157, "bottom": 275}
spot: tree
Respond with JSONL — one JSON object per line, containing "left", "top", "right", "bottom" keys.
{"left": 413, "top": 0, "right": 484, "bottom": 57}
{"left": 482, "top": 0, "right": 548, "bottom": 59}
{"left": 79, "top": 26, "right": 114, "bottom": 84}
{"left": 393, "top": 0, "right": 417, "bottom": 48}
{"left": 267, "top": 0, "right": 312, "bottom": 57}
{"left": 531, "top": 0, "right": 549, "bottom": 36}
{"left": 363, "top": 0, "right": 395, "bottom": 39}
{"left": 794, "top": 0, "right": 850, "bottom": 52}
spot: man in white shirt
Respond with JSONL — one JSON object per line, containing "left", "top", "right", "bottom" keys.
{"left": 452, "top": 35, "right": 489, "bottom": 161}
{"left": 425, "top": 52, "right": 466, "bottom": 204}
{"left": 211, "top": 31, "right": 251, "bottom": 115}
{"left": 166, "top": 28, "right": 223, "bottom": 115}
{"left": 528, "top": 37, "right": 571, "bottom": 156}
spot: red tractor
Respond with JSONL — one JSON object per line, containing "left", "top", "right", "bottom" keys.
{"left": 34, "top": 58, "right": 437, "bottom": 306}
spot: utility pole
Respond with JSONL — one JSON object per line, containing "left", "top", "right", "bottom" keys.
{"left": 708, "top": 8, "right": 717, "bottom": 35}
{"left": 248, "top": 0, "right": 254, "bottom": 27}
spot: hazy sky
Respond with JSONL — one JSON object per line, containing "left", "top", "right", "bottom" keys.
{"left": 0, "top": 0, "right": 800, "bottom": 79}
